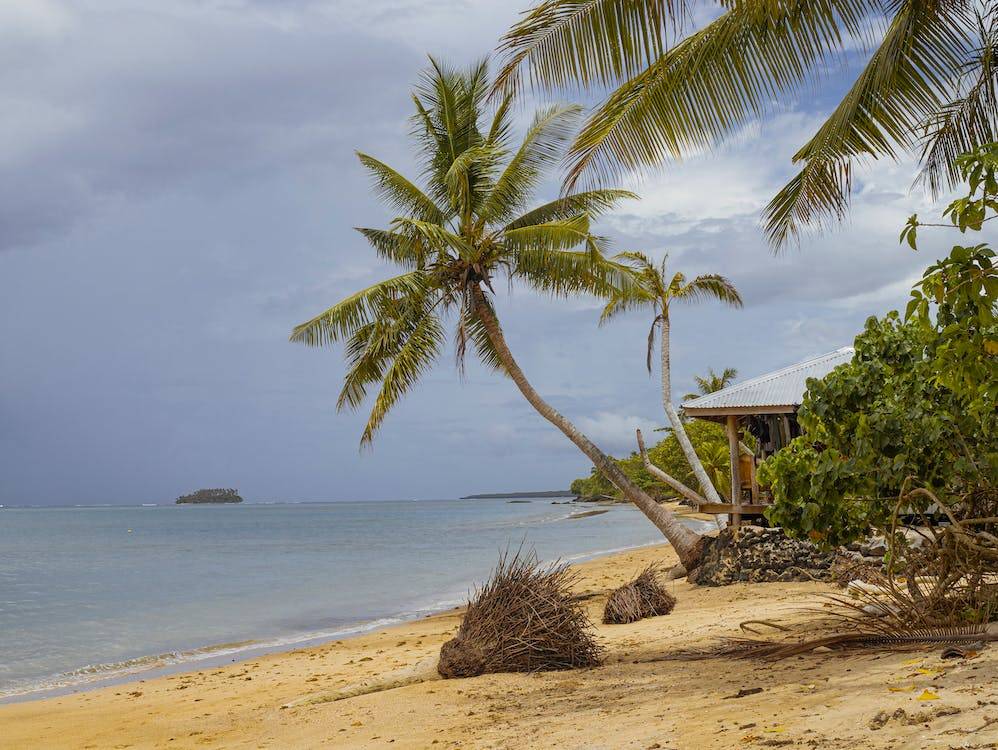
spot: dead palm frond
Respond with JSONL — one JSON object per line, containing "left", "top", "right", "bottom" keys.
{"left": 661, "top": 623, "right": 997, "bottom": 661}
{"left": 603, "top": 564, "right": 677, "bottom": 624}
{"left": 438, "top": 549, "right": 603, "bottom": 677}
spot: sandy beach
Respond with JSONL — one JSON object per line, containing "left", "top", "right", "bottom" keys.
{"left": 3, "top": 542, "right": 996, "bottom": 749}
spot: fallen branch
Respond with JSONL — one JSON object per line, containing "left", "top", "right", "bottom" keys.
{"left": 636, "top": 429, "right": 705, "bottom": 507}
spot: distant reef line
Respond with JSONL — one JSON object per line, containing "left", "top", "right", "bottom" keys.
{"left": 460, "top": 490, "right": 576, "bottom": 500}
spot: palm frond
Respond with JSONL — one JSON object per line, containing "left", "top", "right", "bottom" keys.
{"left": 598, "top": 285, "right": 654, "bottom": 324}
{"left": 356, "top": 153, "right": 446, "bottom": 223}
{"left": 391, "top": 217, "right": 473, "bottom": 259}
{"left": 513, "top": 238, "right": 636, "bottom": 298}
{"left": 564, "top": 0, "right": 880, "bottom": 190}
{"left": 675, "top": 273, "right": 743, "bottom": 307}
{"left": 289, "top": 271, "right": 430, "bottom": 347}
{"left": 360, "top": 307, "right": 446, "bottom": 445}
{"left": 764, "top": 2, "right": 973, "bottom": 247}
{"left": 502, "top": 213, "right": 592, "bottom": 252}
{"left": 493, "top": 0, "right": 687, "bottom": 98}
{"left": 916, "top": 9, "right": 998, "bottom": 196}
{"left": 414, "top": 57, "right": 488, "bottom": 206}
{"left": 505, "top": 189, "right": 636, "bottom": 230}
{"left": 444, "top": 144, "right": 504, "bottom": 216}
{"left": 482, "top": 105, "right": 582, "bottom": 224}
{"left": 456, "top": 293, "right": 507, "bottom": 373}
{"left": 356, "top": 227, "right": 428, "bottom": 269}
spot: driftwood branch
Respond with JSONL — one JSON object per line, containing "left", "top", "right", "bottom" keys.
{"left": 636, "top": 429, "right": 705, "bottom": 507}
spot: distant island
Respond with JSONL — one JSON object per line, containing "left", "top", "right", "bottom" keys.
{"left": 460, "top": 490, "right": 575, "bottom": 500}
{"left": 176, "top": 488, "right": 243, "bottom": 504}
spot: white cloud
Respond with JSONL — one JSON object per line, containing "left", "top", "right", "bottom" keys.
{"left": 575, "top": 412, "right": 660, "bottom": 454}
{"left": 0, "top": 0, "right": 73, "bottom": 39}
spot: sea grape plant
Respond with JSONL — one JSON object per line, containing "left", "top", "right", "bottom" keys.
{"left": 761, "top": 145, "right": 998, "bottom": 547}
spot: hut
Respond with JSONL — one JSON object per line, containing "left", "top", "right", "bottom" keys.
{"left": 682, "top": 347, "right": 854, "bottom": 527}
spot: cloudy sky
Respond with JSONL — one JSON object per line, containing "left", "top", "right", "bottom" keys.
{"left": 0, "top": 1, "right": 972, "bottom": 505}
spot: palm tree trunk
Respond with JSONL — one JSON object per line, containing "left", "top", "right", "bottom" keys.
{"left": 472, "top": 287, "right": 705, "bottom": 569}
{"left": 660, "top": 314, "right": 725, "bottom": 505}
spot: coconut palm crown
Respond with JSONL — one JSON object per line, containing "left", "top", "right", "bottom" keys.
{"left": 291, "top": 59, "right": 710, "bottom": 568}
{"left": 291, "top": 58, "right": 634, "bottom": 444}
{"left": 600, "top": 252, "right": 743, "bottom": 375}
{"left": 601, "top": 251, "right": 742, "bottom": 505}
{"left": 684, "top": 367, "right": 738, "bottom": 401}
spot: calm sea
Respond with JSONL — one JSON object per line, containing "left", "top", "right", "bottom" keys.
{"left": 0, "top": 499, "right": 702, "bottom": 700}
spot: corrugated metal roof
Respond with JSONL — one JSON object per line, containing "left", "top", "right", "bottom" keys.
{"left": 682, "top": 347, "right": 855, "bottom": 412}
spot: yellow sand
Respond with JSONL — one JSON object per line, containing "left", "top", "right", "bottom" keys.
{"left": 3, "top": 544, "right": 996, "bottom": 749}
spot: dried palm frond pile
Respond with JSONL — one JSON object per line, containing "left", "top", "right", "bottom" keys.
{"left": 437, "top": 550, "right": 602, "bottom": 678}
{"left": 828, "top": 554, "right": 883, "bottom": 588}
{"left": 603, "top": 565, "right": 676, "bottom": 624}
{"left": 656, "top": 486, "right": 998, "bottom": 662}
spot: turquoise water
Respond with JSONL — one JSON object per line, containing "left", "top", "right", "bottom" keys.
{"left": 0, "top": 500, "right": 701, "bottom": 699}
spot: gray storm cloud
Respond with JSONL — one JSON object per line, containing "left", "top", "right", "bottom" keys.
{"left": 0, "top": 1, "right": 979, "bottom": 505}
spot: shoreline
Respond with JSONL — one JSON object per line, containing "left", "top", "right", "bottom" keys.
{"left": 0, "top": 534, "right": 690, "bottom": 706}
{"left": 3, "top": 541, "right": 995, "bottom": 749}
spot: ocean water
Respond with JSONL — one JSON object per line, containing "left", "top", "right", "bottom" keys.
{"left": 0, "top": 499, "right": 702, "bottom": 700}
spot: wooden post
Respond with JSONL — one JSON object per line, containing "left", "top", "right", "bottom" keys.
{"left": 726, "top": 415, "right": 740, "bottom": 529}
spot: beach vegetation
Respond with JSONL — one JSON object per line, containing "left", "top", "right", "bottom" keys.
{"left": 495, "top": 1, "right": 996, "bottom": 247}
{"left": 760, "top": 144, "right": 996, "bottom": 624}
{"left": 570, "top": 420, "right": 733, "bottom": 500}
{"left": 290, "top": 58, "right": 707, "bottom": 567}
{"left": 761, "top": 144, "right": 997, "bottom": 548}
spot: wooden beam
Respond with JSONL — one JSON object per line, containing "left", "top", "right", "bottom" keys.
{"left": 726, "top": 415, "right": 740, "bottom": 529}
{"left": 698, "top": 503, "right": 769, "bottom": 516}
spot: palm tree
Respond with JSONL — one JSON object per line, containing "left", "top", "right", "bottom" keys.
{"left": 291, "top": 59, "right": 706, "bottom": 568}
{"left": 494, "top": 1, "right": 991, "bottom": 247}
{"left": 600, "top": 252, "right": 742, "bottom": 505}
{"left": 683, "top": 367, "right": 737, "bottom": 402}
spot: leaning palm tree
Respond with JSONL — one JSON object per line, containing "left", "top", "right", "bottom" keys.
{"left": 683, "top": 367, "right": 737, "bottom": 401}
{"left": 601, "top": 252, "right": 742, "bottom": 505}
{"left": 291, "top": 59, "right": 706, "bottom": 568}
{"left": 494, "top": 1, "right": 989, "bottom": 247}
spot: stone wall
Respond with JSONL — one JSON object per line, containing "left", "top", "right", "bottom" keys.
{"left": 690, "top": 526, "right": 836, "bottom": 586}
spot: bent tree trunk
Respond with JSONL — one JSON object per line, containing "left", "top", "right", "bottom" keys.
{"left": 635, "top": 428, "right": 704, "bottom": 506}
{"left": 660, "top": 315, "right": 724, "bottom": 506}
{"left": 472, "top": 287, "right": 705, "bottom": 569}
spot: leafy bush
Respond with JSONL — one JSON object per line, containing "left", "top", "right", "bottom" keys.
{"left": 761, "top": 146, "right": 998, "bottom": 547}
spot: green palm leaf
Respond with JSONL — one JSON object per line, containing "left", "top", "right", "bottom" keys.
{"left": 494, "top": 0, "right": 686, "bottom": 97}
{"left": 502, "top": 213, "right": 592, "bottom": 252}
{"left": 764, "top": 2, "right": 971, "bottom": 246}
{"left": 505, "top": 188, "right": 636, "bottom": 230}
{"left": 357, "top": 153, "right": 447, "bottom": 223}
{"left": 360, "top": 308, "right": 446, "bottom": 444}
{"left": 290, "top": 271, "right": 430, "bottom": 347}
{"left": 481, "top": 104, "right": 582, "bottom": 223}
{"left": 916, "top": 10, "right": 998, "bottom": 196}
{"left": 513, "top": 240, "right": 635, "bottom": 298}
{"left": 563, "top": 0, "right": 879, "bottom": 189}
{"left": 675, "top": 273, "right": 743, "bottom": 306}
{"left": 356, "top": 227, "right": 428, "bottom": 269}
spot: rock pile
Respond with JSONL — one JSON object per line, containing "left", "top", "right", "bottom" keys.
{"left": 690, "top": 526, "right": 836, "bottom": 586}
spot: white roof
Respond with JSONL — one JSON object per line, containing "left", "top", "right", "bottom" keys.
{"left": 683, "top": 347, "right": 855, "bottom": 414}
